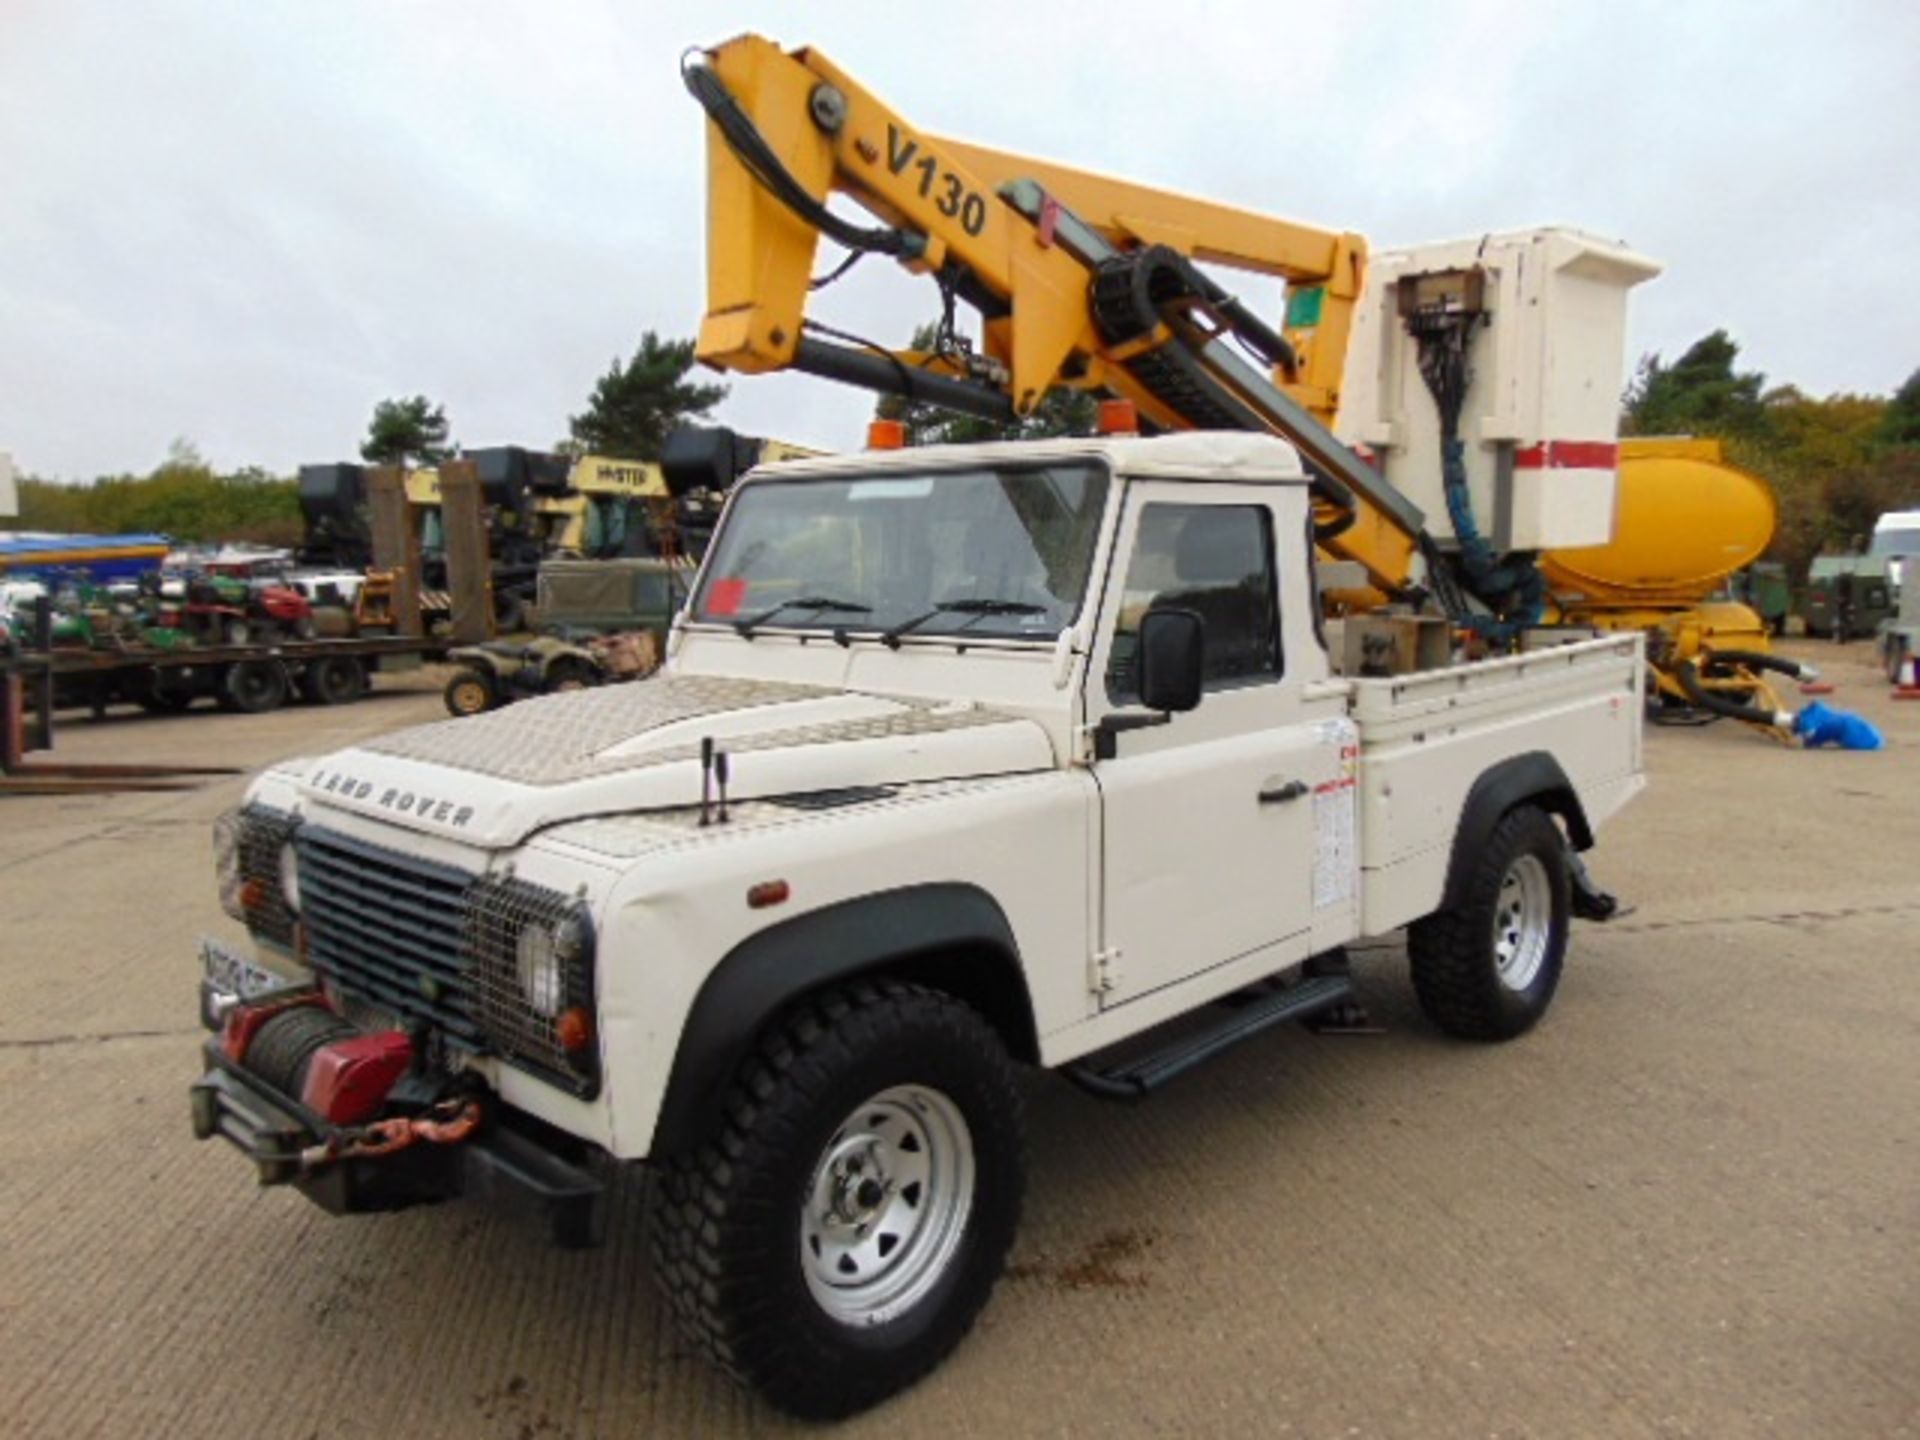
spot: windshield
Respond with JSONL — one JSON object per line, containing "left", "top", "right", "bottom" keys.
{"left": 691, "top": 463, "right": 1109, "bottom": 641}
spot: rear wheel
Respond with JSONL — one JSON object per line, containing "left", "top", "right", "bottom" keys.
{"left": 216, "top": 659, "right": 288, "bottom": 714}
{"left": 298, "top": 655, "right": 364, "bottom": 706}
{"left": 443, "top": 667, "right": 496, "bottom": 717}
{"left": 1408, "top": 805, "right": 1570, "bottom": 1041}
{"left": 648, "top": 982, "right": 1025, "bottom": 1420}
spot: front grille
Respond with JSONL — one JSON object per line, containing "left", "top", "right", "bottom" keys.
{"left": 296, "top": 828, "right": 484, "bottom": 1048}
{"left": 293, "top": 826, "right": 599, "bottom": 1097}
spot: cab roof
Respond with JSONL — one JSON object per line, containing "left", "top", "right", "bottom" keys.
{"left": 738, "top": 431, "right": 1309, "bottom": 486}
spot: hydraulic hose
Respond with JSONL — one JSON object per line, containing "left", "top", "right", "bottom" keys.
{"left": 682, "top": 55, "right": 915, "bottom": 260}
{"left": 1702, "top": 648, "right": 1817, "bottom": 683}
{"left": 1440, "top": 437, "right": 1546, "bottom": 639}
{"left": 1673, "top": 656, "right": 1791, "bottom": 730}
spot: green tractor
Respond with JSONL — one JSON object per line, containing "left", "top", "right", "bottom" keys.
{"left": 441, "top": 557, "right": 687, "bottom": 716}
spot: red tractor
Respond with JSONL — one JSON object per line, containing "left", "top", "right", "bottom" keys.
{"left": 157, "top": 575, "right": 315, "bottom": 645}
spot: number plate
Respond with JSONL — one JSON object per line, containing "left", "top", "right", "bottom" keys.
{"left": 200, "top": 936, "right": 301, "bottom": 1001}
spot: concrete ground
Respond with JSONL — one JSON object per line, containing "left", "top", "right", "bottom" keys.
{"left": 1, "top": 643, "right": 1914, "bottom": 1439}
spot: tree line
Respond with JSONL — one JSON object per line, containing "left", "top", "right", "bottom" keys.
{"left": 7, "top": 333, "right": 727, "bottom": 545}
{"left": 8, "top": 320, "right": 1917, "bottom": 579}
{"left": 1622, "top": 333, "right": 1920, "bottom": 578}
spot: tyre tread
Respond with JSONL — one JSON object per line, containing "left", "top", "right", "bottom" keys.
{"left": 1408, "top": 805, "right": 1569, "bottom": 1042}
{"left": 647, "top": 979, "right": 1022, "bottom": 1419}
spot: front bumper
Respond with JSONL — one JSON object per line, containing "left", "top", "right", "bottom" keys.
{"left": 189, "top": 1040, "right": 607, "bottom": 1250}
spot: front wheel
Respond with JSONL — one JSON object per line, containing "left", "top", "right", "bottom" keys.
{"left": 648, "top": 982, "right": 1025, "bottom": 1420}
{"left": 442, "top": 666, "right": 496, "bottom": 717}
{"left": 1408, "top": 805, "right": 1571, "bottom": 1041}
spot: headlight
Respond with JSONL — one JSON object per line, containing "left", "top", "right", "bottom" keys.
{"left": 278, "top": 840, "right": 301, "bottom": 916}
{"left": 515, "top": 924, "right": 564, "bottom": 1017}
{"left": 513, "top": 913, "right": 588, "bottom": 1018}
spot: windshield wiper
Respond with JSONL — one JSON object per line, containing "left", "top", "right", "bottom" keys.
{"left": 880, "top": 597, "right": 1050, "bottom": 650}
{"left": 733, "top": 594, "right": 871, "bottom": 639}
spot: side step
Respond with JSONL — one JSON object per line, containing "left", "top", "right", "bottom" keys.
{"left": 1063, "top": 973, "right": 1353, "bottom": 1100}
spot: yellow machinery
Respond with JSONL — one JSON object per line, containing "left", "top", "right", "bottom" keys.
{"left": 1546, "top": 438, "right": 1813, "bottom": 735}
{"left": 685, "top": 34, "right": 1424, "bottom": 600}
{"left": 682, "top": 35, "right": 1823, "bottom": 738}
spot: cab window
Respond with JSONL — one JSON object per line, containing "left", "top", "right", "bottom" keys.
{"left": 1105, "top": 503, "right": 1282, "bottom": 703}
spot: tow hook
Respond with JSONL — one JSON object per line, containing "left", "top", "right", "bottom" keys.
{"left": 299, "top": 1096, "right": 485, "bottom": 1172}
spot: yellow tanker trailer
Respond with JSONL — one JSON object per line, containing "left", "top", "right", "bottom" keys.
{"left": 1544, "top": 437, "right": 1815, "bottom": 735}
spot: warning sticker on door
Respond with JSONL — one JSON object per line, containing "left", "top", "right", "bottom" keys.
{"left": 1313, "top": 783, "right": 1356, "bottom": 907}
{"left": 1313, "top": 719, "right": 1360, "bottom": 908}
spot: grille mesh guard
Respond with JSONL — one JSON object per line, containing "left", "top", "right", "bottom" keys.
{"left": 217, "top": 805, "right": 300, "bottom": 946}
{"left": 466, "top": 876, "right": 598, "bottom": 1094}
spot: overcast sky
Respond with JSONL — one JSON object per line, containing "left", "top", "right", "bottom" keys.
{"left": 3, "top": 0, "right": 1915, "bottom": 479}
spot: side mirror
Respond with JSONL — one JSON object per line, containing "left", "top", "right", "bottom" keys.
{"left": 1136, "top": 607, "right": 1205, "bottom": 713}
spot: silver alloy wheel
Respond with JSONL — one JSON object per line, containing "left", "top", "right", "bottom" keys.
{"left": 800, "top": 1084, "right": 975, "bottom": 1328}
{"left": 1492, "top": 852, "right": 1553, "bottom": 991}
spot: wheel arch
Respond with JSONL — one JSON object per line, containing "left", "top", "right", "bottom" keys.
{"left": 1440, "top": 751, "right": 1592, "bottom": 911}
{"left": 649, "top": 883, "right": 1037, "bottom": 1157}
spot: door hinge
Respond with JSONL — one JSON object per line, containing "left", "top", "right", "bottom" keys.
{"left": 1089, "top": 946, "right": 1124, "bottom": 995}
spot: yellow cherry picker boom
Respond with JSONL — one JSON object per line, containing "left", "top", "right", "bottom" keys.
{"left": 681, "top": 35, "right": 1879, "bottom": 748}
{"left": 684, "top": 34, "right": 1426, "bottom": 607}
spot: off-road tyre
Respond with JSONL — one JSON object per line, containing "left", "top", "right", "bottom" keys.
{"left": 299, "top": 655, "right": 364, "bottom": 706}
{"left": 216, "top": 659, "right": 289, "bottom": 714}
{"left": 647, "top": 981, "right": 1025, "bottom": 1420}
{"left": 1407, "top": 805, "right": 1571, "bottom": 1041}
{"left": 442, "top": 667, "right": 496, "bottom": 717}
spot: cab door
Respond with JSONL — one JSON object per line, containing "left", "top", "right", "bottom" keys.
{"left": 1087, "top": 485, "right": 1334, "bottom": 1005}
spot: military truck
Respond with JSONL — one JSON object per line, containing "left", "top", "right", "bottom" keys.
{"left": 1803, "top": 555, "right": 1893, "bottom": 640}
{"left": 440, "top": 556, "right": 687, "bottom": 715}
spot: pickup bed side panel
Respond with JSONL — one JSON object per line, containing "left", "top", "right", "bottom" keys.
{"left": 1353, "top": 637, "right": 1643, "bottom": 936}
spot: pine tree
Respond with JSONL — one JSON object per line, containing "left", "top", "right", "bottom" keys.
{"left": 360, "top": 396, "right": 452, "bottom": 465}
{"left": 569, "top": 333, "right": 729, "bottom": 459}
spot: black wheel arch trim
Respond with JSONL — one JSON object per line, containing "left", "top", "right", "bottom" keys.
{"left": 648, "top": 883, "right": 1035, "bottom": 1157}
{"left": 1441, "top": 751, "right": 1593, "bottom": 910}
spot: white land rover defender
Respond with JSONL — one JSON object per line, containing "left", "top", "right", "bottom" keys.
{"left": 193, "top": 432, "right": 1642, "bottom": 1418}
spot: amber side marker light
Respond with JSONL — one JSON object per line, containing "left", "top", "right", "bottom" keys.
{"left": 1097, "top": 399, "right": 1139, "bottom": 436}
{"left": 747, "top": 879, "right": 791, "bottom": 910}
{"left": 867, "top": 418, "right": 906, "bottom": 450}
{"left": 556, "top": 1007, "right": 595, "bottom": 1055}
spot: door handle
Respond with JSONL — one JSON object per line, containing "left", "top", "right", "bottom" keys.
{"left": 1258, "top": 779, "right": 1309, "bottom": 805}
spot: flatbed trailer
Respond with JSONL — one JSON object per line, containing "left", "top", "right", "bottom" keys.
{"left": 2, "top": 632, "right": 439, "bottom": 730}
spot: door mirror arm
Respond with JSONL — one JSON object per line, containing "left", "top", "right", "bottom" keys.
{"left": 1093, "top": 709, "right": 1171, "bottom": 761}
{"left": 1094, "top": 607, "right": 1206, "bottom": 760}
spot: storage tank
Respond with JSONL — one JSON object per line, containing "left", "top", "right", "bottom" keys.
{"left": 1541, "top": 437, "right": 1775, "bottom": 611}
